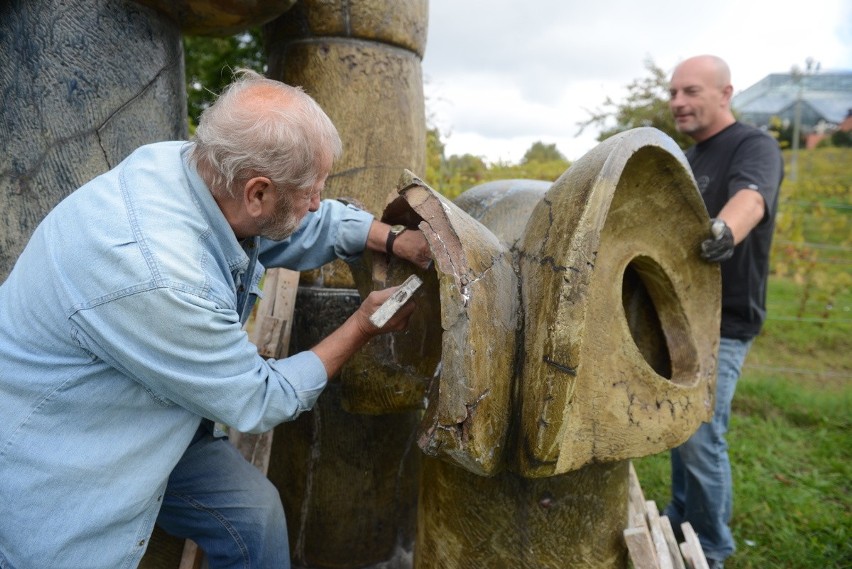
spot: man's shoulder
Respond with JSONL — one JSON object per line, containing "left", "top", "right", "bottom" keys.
{"left": 121, "top": 140, "right": 188, "bottom": 168}
{"left": 698, "top": 123, "right": 781, "bottom": 161}
{"left": 728, "top": 122, "right": 779, "bottom": 146}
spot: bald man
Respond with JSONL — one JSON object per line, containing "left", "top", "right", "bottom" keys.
{"left": 666, "top": 55, "right": 783, "bottom": 568}
{"left": 0, "top": 70, "right": 431, "bottom": 568}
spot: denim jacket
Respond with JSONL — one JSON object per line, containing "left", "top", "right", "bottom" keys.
{"left": 0, "top": 141, "right": 374, "bottom": 568}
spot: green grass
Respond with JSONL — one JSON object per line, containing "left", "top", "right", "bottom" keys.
{"left": 632, "top": 147, "right": 851, "bottom": 568}
{"left": 633, "top": 353, "right": 851, "bottom": 567}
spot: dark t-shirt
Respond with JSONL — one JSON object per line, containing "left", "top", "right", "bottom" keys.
{"left": 686, "top": 122, "right": 783, "bottom": 339}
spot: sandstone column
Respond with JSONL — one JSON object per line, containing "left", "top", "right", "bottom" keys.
{"left": 261, "top": 2, "right": 429, "bottom": 567}
{"left": 264, "top": 0, "right": 428, "bottom": 287}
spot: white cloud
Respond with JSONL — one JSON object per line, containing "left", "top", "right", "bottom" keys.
{"left": 423, "top": 0, "right": 852, "bottom": 164}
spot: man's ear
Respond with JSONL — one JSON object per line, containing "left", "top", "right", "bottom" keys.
{"left": 721, "top": 84, "right": 734, "bottom": 104}
{"left": 242, "top": 177, "right": 274, "bottom": 219}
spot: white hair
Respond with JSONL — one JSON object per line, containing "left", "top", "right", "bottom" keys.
{"left": 190, "top": 69, "right": 342, "bottom": 199}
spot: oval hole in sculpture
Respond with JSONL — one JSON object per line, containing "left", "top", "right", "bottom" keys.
{"left": 621, "top": 255, "right": 699, "bottom": 384}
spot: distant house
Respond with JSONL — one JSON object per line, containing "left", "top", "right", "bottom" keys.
{"left": 732, "top": 71, "right": 852, "bottom": 147}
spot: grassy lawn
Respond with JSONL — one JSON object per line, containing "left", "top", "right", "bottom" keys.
{"left": 633, "top": 315, "right": 851, "bottom": 567}
{"left": 632, "top": 146, "right": 851, "bottom": 568}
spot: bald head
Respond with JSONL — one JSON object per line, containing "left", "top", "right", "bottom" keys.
{"left": 677, "top": 55, "right": 731, "bottom": 88}
{"left": 669, "top": 55, "right": 735, "bottom": 143}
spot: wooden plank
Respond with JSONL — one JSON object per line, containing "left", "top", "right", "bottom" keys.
{"left": 250, "top": 268, "right": 300, "bottom": 359}
{"left": 681, "top": 522, "right": 710, "bottom": 569}
{"left": 659, "top": 515, "right": 686, "bottom": 569}
{"left": 177, "top": 540, "right": 203, "bottom": 569}
{"left": 269, "top": 269, "right": 299, "bottom": 358}
{"left": 680, "top": 542, "right": 693, "bottom": 569}
{"left": 645, "top": 500, "right": 673, "bottom": 569}
{"left": 627, "top": 461, "right": 648, "bottom": 530}
{"left": 624, "top": 527, "right": 658, "bottom": 569}
{"left": 254, "top": 315, "right": 285, "bottom": 358}
{"left": 228, "top": 429, "right": 275, "bottom": 476}
{"left": 233, "top": 268, "right": 300, "bottom": 474}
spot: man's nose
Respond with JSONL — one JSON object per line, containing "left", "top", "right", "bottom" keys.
{"left": 309, "top": 192, "right": 321, "bottom": 212}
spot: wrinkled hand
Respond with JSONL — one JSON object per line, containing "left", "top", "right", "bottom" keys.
{"left": 354, "top": 286, "right": 417, "bottom": 337}
{"left": 391, "top": 229, "right": 433, "bottom": 270}
{"left": 700, "top": 218, "right": 735, "bottom": 262}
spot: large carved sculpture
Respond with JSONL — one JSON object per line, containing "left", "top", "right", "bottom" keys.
{"left": 369, "top": 128, "right": 719, "bottom": 567}
{"left": 1, "top": 1, "right": 719, "bottom": 567}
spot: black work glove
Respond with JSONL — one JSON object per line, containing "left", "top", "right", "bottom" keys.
{"left": 700, "top": 218, "right": 734, "bottom": 262}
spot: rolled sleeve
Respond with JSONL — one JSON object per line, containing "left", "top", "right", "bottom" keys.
{"left": 259, "top": 200, "right": 374, "bottom": 269}
{"left": 728, "top": 135, "right": 783, "bottom": 225}
{"left": 332, "top": 201, "right": 375, "bottom": 261}
{"left": 266, "top": 350, "right": 327, "bottom": 413}
{"left": 69, "top": 286, "right": 328, "bottom": 434}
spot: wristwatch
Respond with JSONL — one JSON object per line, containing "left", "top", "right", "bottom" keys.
{"left": 385, "top": 224, "right": 407, "bottom": 255}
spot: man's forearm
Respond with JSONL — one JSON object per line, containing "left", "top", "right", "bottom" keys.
{"left": 310, "top": 314, "right": 373, "bottom": 379}
{"left": 717, "top": 189, "right": 765, "bottom": 244}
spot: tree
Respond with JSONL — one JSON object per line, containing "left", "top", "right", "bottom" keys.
{"left": 183, "top": 30, "right": 266, "bottom": 130}
{"left": 522, "top": 142, "right": 565, "bottom": 164}
{"left": 425, "top": 126, "right": 445, "bottom": 186}
{"left": 766, "top": 116, "right": 793, "bottom": 149}
{"left": 830, "top": 129, "right": 852, "bottom": 147}
{"left": 578, "top": 58, "right": 692, "bottom": 149}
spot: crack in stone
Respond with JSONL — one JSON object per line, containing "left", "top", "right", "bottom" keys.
{"left": 518, "top": 249, "right": 576, "bottom": 273}
{"left": 542, "top": 355, "right": 577, "bottom": 376}
{"left": 3, "top": 57, "right": 181, "bottom": 192}
{"left": 458, "top": 255, "right": 500, "bottom": 307}
{"left": 331, "top": 163, "right": 402, "bottom": 180}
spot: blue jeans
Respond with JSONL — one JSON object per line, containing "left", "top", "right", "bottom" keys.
{"left": 665, "top": 337, "right": 752, "bottom": 562}
{"left": 156, "top": 422, "right": 290, "bottom": 568}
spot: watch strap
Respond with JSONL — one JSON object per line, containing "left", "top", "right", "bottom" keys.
{"left": 386, "top": 226, "right": 406, "bottom": 255}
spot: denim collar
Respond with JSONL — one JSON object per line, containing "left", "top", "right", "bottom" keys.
{"left": 179, "top": 143, "right": 252, "bottom": 275}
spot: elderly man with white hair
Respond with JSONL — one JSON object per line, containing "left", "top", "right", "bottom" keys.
{"left": 0, "top": 69, "right": 431, "bottom": 569}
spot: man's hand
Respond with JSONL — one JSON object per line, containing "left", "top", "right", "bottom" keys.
{"left": 390, "top": 229, "right": 433, "bottom": 270}
{"left": 355, "top": 285, "right": 417, "bottom": 335}
{"left": 310, "top": 285, "right": 416, "bottom": 378}
{"left": 367, "top": 221, "right": 433, "bottom": 270}
{"left": 700, "top": 218, "right": 735, "bottom": 262}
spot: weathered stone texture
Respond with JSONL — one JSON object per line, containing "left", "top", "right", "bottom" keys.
{"left": 416, "top": 457, "right": 629, "bottom": 569}
{"left": 518, "top": 128, "right": 720, "bottom": 477}
{"left": 0, "top": 0, "right": 186, "bottom": 280}
{"left": 132, "top": 0, "right": 298, "bottom": 36}
{"left": 267, "top": 287, "right": 420, "bottom": 568}
{"left": 264, "top": 0, "right": 427, "bottom": 288}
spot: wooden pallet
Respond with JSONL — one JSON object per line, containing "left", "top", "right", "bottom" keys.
{"left": 625, "top": 462, "right": 710, "bottom": 569}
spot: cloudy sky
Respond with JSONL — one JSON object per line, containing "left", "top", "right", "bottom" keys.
{"left": 421, "top": 0, "right": 852, "bottom": 164}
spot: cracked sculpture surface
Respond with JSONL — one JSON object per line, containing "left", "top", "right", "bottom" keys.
{"left": 2, "top": 1, "right": 719, "bottom": 568}
{"left": 367, "top": 128, "right": 720, "bottom": 568}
